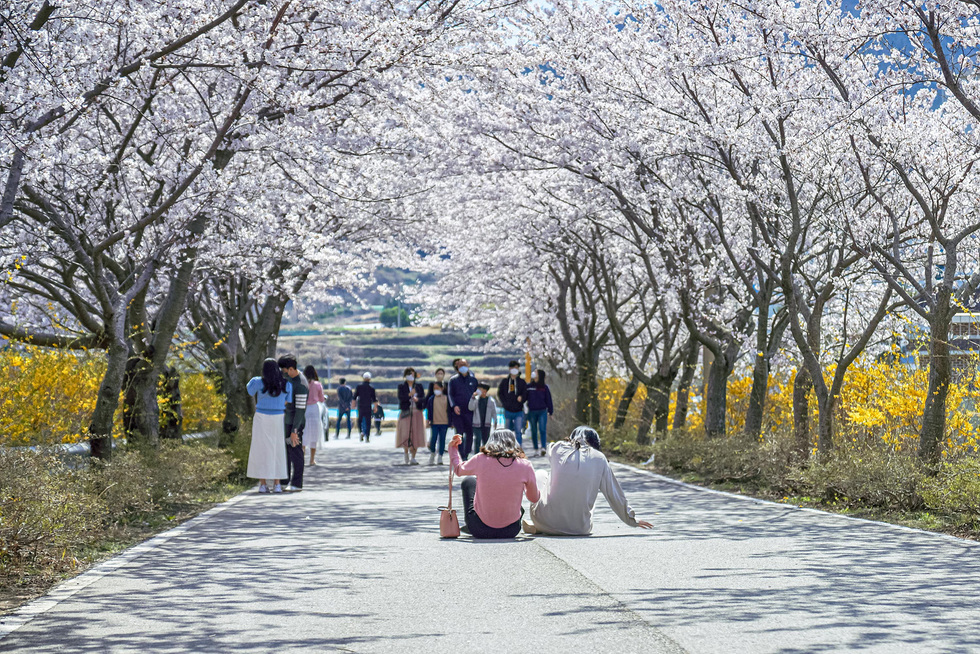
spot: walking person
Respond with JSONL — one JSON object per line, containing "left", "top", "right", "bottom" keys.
{"left": 449, "top": 429, "right": 539, "bottom": 539}
{"left": 427, "top": 367, "right": 447, "bottom": 399}
{"left": 498, "top": 360, "right": 528, "bottom": 445}
{"left": 335, "top": 377, "right": 354, "bottom": 440}
{"left": 448, "top": 358, "right": 479, "bottom": 459}
{"left": 396, "top": 367, "right": 426, "bottom": 464}
{"left": 246, "top": 359, "right": 290, "bottom": 493}
{"left": 523, "top": 426, "right": 654, "bottom": 536}
{"left": 303, "top": 365, "right": 325, "bottom": 466}
{"left": 278, "top": 354, "right": 308, "bottom": 492}
{"left": 426, "top": 381, "right": 451, "bottom": 465}
{"left": 468, "top": 382, "right": 498, "bottom": 454}
{"left": 354, "top": 372, "right": 377, "bottom": 442}
{"left": 526, "top": 369, "right": 554, "bottom": 457}
{"left": 372, "top": 401, "right": 385, "bottom": 438}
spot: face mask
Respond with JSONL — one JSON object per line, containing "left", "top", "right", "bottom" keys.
{"left": 434, "top": 390, "right": 443, "bottom": 396}
{"left": 510, "top": 368, "right": 519, "bottom": 375}
{"left": 459, "top": 366, "right": 469, "bottom": 374}
{"left": 405, "top": 375, "right": 414, "bottom": 382}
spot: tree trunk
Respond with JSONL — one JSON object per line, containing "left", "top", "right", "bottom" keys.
{"left": 919, "top": 288, "right": 954, "bottom": 463}
{"left": 745, "top": 307, "right": 773, "bottom": 438}
{"left": 637, "top": 377, "right": 672, "bottom": 445}
{"left": 614, "top": 376, "right": 639, "bottom": 429}
{"left": 89, "top": 334, "right": 128, "bottom": 460}
{"left": 575, "top": 351, "right": 600, "bottom": 425}
{"left": 673, "top": 341, "right": 699, "bottom": 431}
{"left": 635, "top": 392, "right": 657, "bottom": 446}
{"left": 123, "top": 359, "right": 161, "bottom": 448}
{"left": 816, "top": 387, "right": 835, "bottom": 454}
{"left": 704, "top": 350, "right": 730, "bottom": 438}
{"left": 793, "top": 367, "right": 812, "bottom": 458}
{"left": 159, "top": 366, "right": 183, "bottom": 440}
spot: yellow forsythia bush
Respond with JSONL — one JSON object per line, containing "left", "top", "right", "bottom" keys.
{"left": 177, "top": 372, "right": 224, "bottom": 433}
{"left": 599, "top": 355, "right": 980, "bottom": 455}
{"left": 0, "top": 339, "right": 108, "bottom": 445}
{"left": 0, "top": 339, "right": 224, "bottom": 446}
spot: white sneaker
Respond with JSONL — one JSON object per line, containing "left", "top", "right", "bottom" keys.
{"left": 428, "top": 452, "right": 435, "bottom": 465}
{"left": 437, "top": 455, "right": 444, "bottom": 465}
{"left": 410, "top": 457, "right": 419, "bottom": 465}
{"left": 273, "top": 483, "right": 283, "bottom": 493}
{"left": 286, "top": 485, "right": 302, "bottom": 492}
{"left": 258, "top": 484, "right": 269, "bottom": 494}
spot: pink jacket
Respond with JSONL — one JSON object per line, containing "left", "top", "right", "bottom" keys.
{"left": 307, "top": 381, "right": 325, "bottom": 404}
{"left": 450, "top": 445, "right": 539, "bottom": 528}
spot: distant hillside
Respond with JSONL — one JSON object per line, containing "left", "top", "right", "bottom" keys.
{"left": 277, "top": 326, "right": 522, "bottom": 405}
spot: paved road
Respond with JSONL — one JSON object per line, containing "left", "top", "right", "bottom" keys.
{"left": 2, "top": 432, "right": 978, "bottom": 653}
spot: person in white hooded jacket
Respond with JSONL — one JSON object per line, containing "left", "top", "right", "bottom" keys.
{"left": 523, "top": 426, "right": 653, "bottom": 536}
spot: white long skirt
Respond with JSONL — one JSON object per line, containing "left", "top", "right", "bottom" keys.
{"left": 303, "top": 402, "right": 322, "bottom": 447}
{"left": 247, "top": 412, "right": 288, "bottom": 480}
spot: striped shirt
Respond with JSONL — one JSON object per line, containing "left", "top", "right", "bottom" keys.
{"left": 284, "top": 374, "right": 309, "bottom": 436}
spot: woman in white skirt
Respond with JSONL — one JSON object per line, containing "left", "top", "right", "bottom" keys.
{"left": 246, "top": 358, "right": 291, "bottom": 493}
{"left": 303, "top": 365, "right": 325, "bottom": 465}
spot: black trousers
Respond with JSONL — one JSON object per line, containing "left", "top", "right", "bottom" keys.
{"left": 460, "top": 477, "right": 522, "bottom": 539}
{"left": 454, "top": 411, "right": 475, "bottom": 459}
{"left": 282, "top": 438, "right": 305, "bottom": 489}
{"left": 472, "top": 425, "right": 491, "bottom": 454}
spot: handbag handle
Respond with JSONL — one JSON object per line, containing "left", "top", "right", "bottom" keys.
{"left": 447, "top": 467, "right": 454, "bottom": 511}
{"left": 438, "top": 465, "right": 455, "bottom": 513}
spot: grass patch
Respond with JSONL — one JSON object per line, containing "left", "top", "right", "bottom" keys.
{"left": 0, "top": 437, "right": 252, "bottom": 615}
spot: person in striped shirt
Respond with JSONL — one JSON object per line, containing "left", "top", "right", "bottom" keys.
{"left": 278, "top": 354, "right": 309, "bottom": 491}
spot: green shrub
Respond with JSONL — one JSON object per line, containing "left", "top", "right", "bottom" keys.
{"left": 1, "top": 441, "right": 240, "bottom": 580}
{"left": 0, "top": 450, "right": 103, "bottom": 570}
{"left": 788, "top": 444, "right": 925, "bottom": 510}
{"left": 921, "top": 457, "right": 980, "bottom": 516}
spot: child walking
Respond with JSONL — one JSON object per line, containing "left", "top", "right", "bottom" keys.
{"left": 426, "top": 381, "right": 451, "bottom": 465}
{"left": 372, "top": 401, "right": 385, "bottom": 437}
{"left": 467, "top": 382, "right": 498, "bottom": 456}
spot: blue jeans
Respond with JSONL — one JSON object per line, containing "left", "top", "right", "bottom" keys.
{"left": 429, "top": 424, "right": 449, "bottom": 456}
{"left": 504, "top": 410, "right": 525, "bottom": 445}
{"left": 529, "top": 410, "right": 548, "bottom": 450}
{"left": 358, "top": 410, "right": 372, "bottom": 440}
{"left": 335, "top": 408, "right": 352, "bottom": 438}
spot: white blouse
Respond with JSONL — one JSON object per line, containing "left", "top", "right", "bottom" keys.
{"left": 529, "top": 441, "right": 638, "bottom": 536}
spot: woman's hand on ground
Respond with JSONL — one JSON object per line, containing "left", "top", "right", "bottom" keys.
{"left": 636, "top": 520, "right": 653, "bottom": 529}
{"left": 449, "top": 434, "right": 462, "bottom": 448}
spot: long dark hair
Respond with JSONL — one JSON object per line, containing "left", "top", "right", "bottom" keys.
{"left": 261, "top": 358, "right": 287, "bottom": 397}
{"left": 533, "top": 369, "right": 547, "bottom": 386}
{"left": 303, "top": 365, "right": 319, "bottom": 382}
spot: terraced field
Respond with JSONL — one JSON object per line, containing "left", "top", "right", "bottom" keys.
{"left": 277, "top": 326, "right": 521, "bottom": 404}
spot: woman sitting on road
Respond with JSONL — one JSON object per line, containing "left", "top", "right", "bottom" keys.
{"left": 449, "top": 429, "right": 539, "bottom": 539}
{"left": 523, "top": 426, "right": 653, "bottom": 536}
{"left": 245, "top": 358, "right": 290, "bottom": 494}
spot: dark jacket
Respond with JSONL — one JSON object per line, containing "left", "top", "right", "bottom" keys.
{"left": 372, "top": 405, "right": 385, "bottom": 420}
{"left": 336, "top": 384, "right": 353, "bottom": 411}
{"left": 397, "top": 382, "right": 426, "bottom": 412}
{"left": 497, "top": 376, "right": 527, "bottom": 413}
{"left": 526, "top": 383, "right": 554, "bottom": 414}
{"left": 353, "top": 382, "right": 377, "bottom": 413}
{"left": 448, "top": 373, "right": 479, "bottom": 412}
{"left": 284, "top": 374, "right": 309, "bottom": 435}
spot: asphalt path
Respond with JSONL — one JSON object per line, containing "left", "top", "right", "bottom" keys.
{"left": 2, "top": 430, "right": 978, "bottom": 653}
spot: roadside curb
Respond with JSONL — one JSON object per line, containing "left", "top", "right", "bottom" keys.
{"left": 610, "top": 461, "right": 979, "bottom": 547}
{"left": 0, "top": 490, "right": 252, "bottom": 641}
